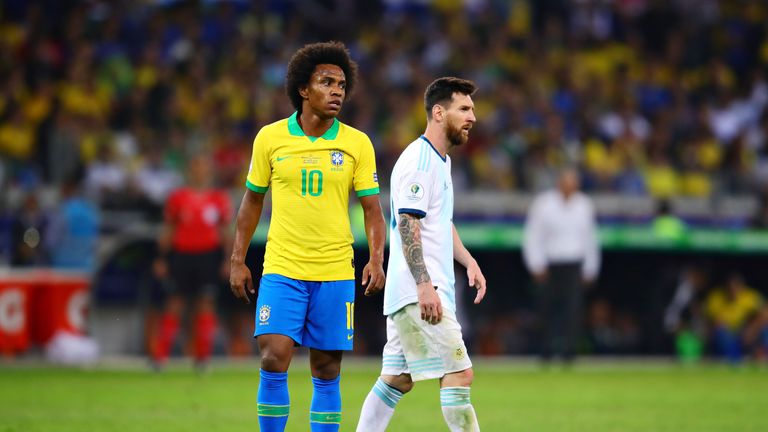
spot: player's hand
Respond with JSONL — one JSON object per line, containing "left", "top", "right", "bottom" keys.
{"left": 466, "top": 259, "right": 487, "bottom": 304}
{"left": 362, "top": 260, "right": 386, "bottom": 296}
{"left": 533, "top": 271, "right": 548, "bottom": 285}
{"left": 417, "top": 282, "right": 442, "bottom": 324}
{"left": 153, "top": 258, "right": 168, "bottom": 280}
{"left": 229, "top": 261, "right": 254, "bottom": 304}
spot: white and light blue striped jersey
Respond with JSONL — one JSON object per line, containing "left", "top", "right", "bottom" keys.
{"left": 384, "top": 135, "right": 455, "bottom": 316}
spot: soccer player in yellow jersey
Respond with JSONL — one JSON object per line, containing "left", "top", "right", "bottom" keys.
{"left": 229, "top": 42, "right": 386, "bottom": 432}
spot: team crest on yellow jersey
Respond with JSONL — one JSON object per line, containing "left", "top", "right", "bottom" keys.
{"left": 330, "top": 150, "right": 344, "bottom": 166}
{"left": 330, "top": 150, "right": 345, "bottom": 172}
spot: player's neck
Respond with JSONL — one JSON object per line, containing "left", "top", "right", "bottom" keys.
{"left": 423, "top": 126, "right": 450, "bottom": 157}
{"left": 298, "top": 110, "right": 335, "bottom": 137}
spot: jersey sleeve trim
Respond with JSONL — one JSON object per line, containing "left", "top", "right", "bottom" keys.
{"left": 356, "top": 187, "right": 380, "bottom": 197}
{"left": 397, "top": 208, "right": 426, "bottom": 218}
{"left": 245, "top": 180, "right": 268, "bottom": 193}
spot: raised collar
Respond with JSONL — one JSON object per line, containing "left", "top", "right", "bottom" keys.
{"left": 288, "top": 111, "right": 340, "bottom": 142}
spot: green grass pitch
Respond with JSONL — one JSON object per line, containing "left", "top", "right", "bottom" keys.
{"left": 1, "top": 359, "right": 766, "bottom": 431}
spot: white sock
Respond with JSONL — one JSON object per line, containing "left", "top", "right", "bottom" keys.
{"left": 356, "top": 378, "right": 404, "bottom": 432}
{"left": 440, "top": 387, "right": 480, "bottom": 432}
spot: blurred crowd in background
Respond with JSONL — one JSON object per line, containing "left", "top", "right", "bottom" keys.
{"left": 1, "top": 0, "right": 768, "bottom": 360}
{"left": 2, "top": 1, "right": 768, "bottom": 212}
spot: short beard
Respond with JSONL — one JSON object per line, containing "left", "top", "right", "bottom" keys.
{"left": 446, "top": 122, "right": 468, "bottom": 147}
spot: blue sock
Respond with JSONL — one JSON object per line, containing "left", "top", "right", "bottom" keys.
{"left": 257, "top": 369, "right": 289, "bottom": 432}
{"left": 310, "top": 375, "right": 342, "bottom": 431}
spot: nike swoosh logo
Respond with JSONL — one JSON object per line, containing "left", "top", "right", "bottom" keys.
{"left": 276, "top": 156, "right": 291, "bottom": 161}
{"left": 347, "top": 334, "right": 354, "bottom": 340}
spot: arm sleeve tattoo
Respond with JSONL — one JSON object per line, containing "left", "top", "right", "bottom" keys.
{"left": 399, "top": 213, "right": 430, "bottom": 284}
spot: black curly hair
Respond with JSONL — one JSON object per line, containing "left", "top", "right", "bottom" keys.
{"left": 424, "top": 77, "right": 477, "bottom": 118}
{"left": 285, "top": 41, "right": 358, "bottom": 113}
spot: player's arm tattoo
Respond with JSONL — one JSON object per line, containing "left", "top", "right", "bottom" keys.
{"left": 399, "top": 213, "right": 430, "bottom": 284}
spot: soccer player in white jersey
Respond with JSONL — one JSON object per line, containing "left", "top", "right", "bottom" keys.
{"left": 356, "top": 77, "right": 487, "bottom": 432}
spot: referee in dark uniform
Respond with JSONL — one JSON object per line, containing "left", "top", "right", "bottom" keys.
{"left": 523, "top": 168, "right": 600, "bottom": 363}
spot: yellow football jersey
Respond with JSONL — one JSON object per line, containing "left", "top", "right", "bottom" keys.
{"left": 246, "top": 112, "right": 380, "bottom": 280}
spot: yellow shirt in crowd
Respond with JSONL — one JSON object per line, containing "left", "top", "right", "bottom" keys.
{"left": 706, "top": 287, "right": 763, "bottom": 331}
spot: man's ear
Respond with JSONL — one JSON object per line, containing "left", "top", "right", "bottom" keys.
{"left": 299, "top": 85, "right": 309, "bottom": 100}
{"left": 432, "top": 104, "right": 443, "bottom": 122}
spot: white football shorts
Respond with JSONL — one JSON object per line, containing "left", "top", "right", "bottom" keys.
{"left": 381, "top": 303, "right": 472, "bottom": 381}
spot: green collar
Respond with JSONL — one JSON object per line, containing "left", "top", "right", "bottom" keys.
{"left": 288, "top": 112, "right": 339, "bottom": 142}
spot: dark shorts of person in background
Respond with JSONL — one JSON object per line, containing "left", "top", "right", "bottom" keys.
{"left": 167, "top": 249, "right": 223, "bottom": 298}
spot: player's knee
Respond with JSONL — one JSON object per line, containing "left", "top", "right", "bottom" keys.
{"left": 260, "top": 350, "right": 290, "bottom": 372}
{"left": 443, "top": 368, "right": 473, "bottom": 387}
{"left": 165, "top": 296, "right": 184, "bottom": 314}
{"left": 196, "top": 294, "right": 215, "bottom": 312}
{"left": 395, "top": 380, "right": 414, "bottom": 394}
{"left": 309, "top": 351, "right": 342, "bottom": 379}
{"left": 311, "top": 363, "right": 341, "bottom": 380}
{"left": 382, "top": 374, "right": 413, "bottom": 394}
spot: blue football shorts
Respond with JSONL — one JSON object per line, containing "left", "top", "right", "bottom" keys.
{"left": 254, "top": 273, "right": 356, "bottom": 351}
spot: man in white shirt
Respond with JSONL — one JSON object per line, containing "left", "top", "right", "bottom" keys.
{"left": 523, "top": 168, "right": 600, "bottom": 363}
{"left": 356, "top": 77, "right": 487, "bottom": 432}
